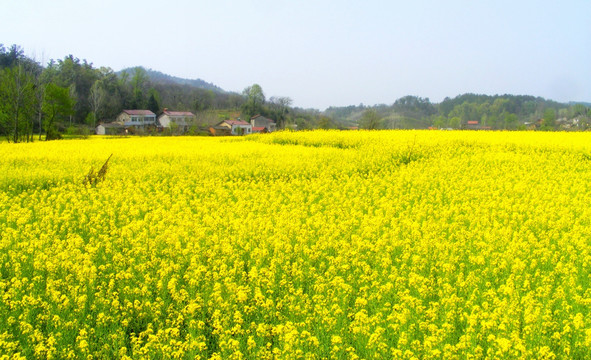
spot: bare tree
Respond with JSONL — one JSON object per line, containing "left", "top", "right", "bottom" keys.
{"left": 68, "top": 84, "right": 77, "bottom": 126}
{"left": 35, "top": 81, "right": 46, "bottom": 140}
{"left": 89, "top": 80, "right": 105, "bottom": 128}
{"left": 269, "top": 96, "right": 292, "bottom": 128}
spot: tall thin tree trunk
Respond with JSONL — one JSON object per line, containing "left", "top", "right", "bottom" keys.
{"left": 38, "top": 111, "right": 43, "bottom": 140}
{"left": 13, "top": 102, "right": 19, "bottom": 143}
{"left": 29, "top": 116, "right": 34, "bottom": 142}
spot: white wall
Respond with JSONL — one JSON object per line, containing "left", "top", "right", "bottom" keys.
{"left": 159, "top": 115, "right": 171, "bottom": 128}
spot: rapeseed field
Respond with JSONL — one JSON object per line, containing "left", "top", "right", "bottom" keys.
{"left": 1, "top": 130, "right": 591, "bottom": 359}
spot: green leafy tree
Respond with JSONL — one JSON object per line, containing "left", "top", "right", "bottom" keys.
{"left": 449, "top": 101, "right": 479, "bottom": 127}
{"left": 542, "top": 108, "right": 556, "bottom": 130}
{"left": 504, "top": 113, "right": 518, "bottom": 130}
{"left": 194, "top": 89, "right": 215, "bottom": 112}
{"left": 480, "top": 114, "right": 488, "bottom": 127}
{"left": 43, "top": 83, "right": 75, "bottom": 140}
{"left": 147, "top": 89, "right": 161, "bottom": 114}
{"left": 44, "top": 55, "right": 99, "bottom": 123}
{"left": 0, "top": 44, "right": 24, "bottom": 68}
{"left": 488, "top": 115, "right": 499, "bottom": 129}
{"left": 169, "top": 121, "right": 179, "bottom": 135}
{"left": 241, "top": 84, "right": 265, "bottom": 119}
{"left": 99, "top": 67, "right": 125, "bottom": 119}
{"left": 227, "top": 93, "right": 245, "bottom": 110}
{"left": 491, "top": 98, "right": 510, "bottom": 117}
{"left": 359, "top": 109, "right": 383, "bottom": 130}
{"left": 0, "top": 64, "right": 37, "bottom": 142}
{"left": 317, "top": 115, "right": 336, "bottom": 129}
{"left": 131, "top": 67, "right": 149, "bottom": 109}
{"left": 431, "top": 115, "right": 446, "bottom": 129}
{"left": 448, "top": 116, "right": 461, "bottom": 129}
{"left": 393, "top": 96, "right": 436, "bottom": 122}
{"left": 0, "top": 44, "right": 41, "bottom": 74}
{"left": 569, "top": 104, "right": 587, "bottom": 118}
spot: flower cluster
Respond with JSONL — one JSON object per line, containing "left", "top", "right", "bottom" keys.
{"left": 1, "top": 131, "right": 590, "bottom": 359}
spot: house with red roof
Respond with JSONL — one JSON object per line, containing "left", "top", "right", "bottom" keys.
{"left": 464, "top": 120, "right": 491, "bottom": 130}
{"left": 158, "top": 109, "right": 196, "bottom": 132}
{"left": 212, "top": 119, "right": 252, "bottom": 135}
{"left": 252, "top": 126, "right": 268, "bottom": 133}
{"left": 250, "top": 115, "right": 276, "bottom": 133}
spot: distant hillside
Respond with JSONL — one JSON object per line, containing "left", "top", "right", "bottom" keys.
{"left": 569, "top": 101, "right": 591, "bottom": 107}
{"left": 324, "top": 93, "right": 591, "bottom": 130}
{"left": 118, "top": 67, "right": 224, "bottom": 92}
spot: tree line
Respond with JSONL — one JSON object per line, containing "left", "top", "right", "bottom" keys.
{"left": 0, "top": 44, "right": 320, "bottom": 141}
{"left": 2, "top": 44, "right": 589, "bottom": 143}
{"left": 326, "top": 94, "right": 591, "bottom": 131}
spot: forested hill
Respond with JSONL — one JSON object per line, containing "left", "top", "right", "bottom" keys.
{"left": 118, "top": 67, "right": 224, "bottom": 92}
{"left": 325, "top": 94, "right": 591, "bottom": 131}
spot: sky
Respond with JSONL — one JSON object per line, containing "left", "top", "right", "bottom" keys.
{"left": 2, "top": 0, "right": 590, "bottom": 110}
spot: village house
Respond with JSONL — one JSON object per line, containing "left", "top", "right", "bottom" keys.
{"left": 211, "top": 119, "right": 252, "bottom": 136}
{"left": 158, "top": 109, "right": 196, "bottom": 133}
{"left": 464, "top": 120, "right": 491, "bottom": 130}
{"left": 96, "top": 123, "right": 126, "bottom": 135}
{"left": 116, "top": 110, "right": 157, "bottom": 131}
{"left": 250, "top": 115, "right": 276, "bottom": 133}
{"left": 525, "top": 118, "right": 544, "bottom": 130}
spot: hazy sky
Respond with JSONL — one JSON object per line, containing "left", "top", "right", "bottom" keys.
{"left": 2, "top": 0, "right": 590, "bottom": 109}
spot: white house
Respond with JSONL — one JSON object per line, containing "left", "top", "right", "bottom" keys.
{"left": 158, "top": 110, "right": 196, "bottom": 132}
{"left": 96, "top": 123, "right": 126, "bottom": 135}
{"left": 116, "top": 110, "right": 157, "bottom": 129}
